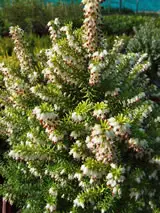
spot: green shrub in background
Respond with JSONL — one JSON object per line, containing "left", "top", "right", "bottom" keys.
{"left": 127, "top": 21, "right": 160, "bottom": 85}
{"left": 0, "top": 0, "right": 160, "bottom": 212}
{"left": 0, "top": 0, "right": 83, "bottom": 36}
{"left": 0, "top": 34, "right": 51, "bottom": 59}
{"left": 0, "top": 37, "right": 13, "bottom": 57}
{"left": 103, "top": 15, "right": 151, "bottom": 35}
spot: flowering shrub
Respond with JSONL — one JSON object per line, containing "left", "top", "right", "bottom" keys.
{"left": 0, "top": 0, "right": 160, "bottom": 212}
{"left": 128, "top": 21, "right": 160, "bottom": 86}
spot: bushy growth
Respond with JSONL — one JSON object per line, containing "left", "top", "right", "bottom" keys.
{"left": 128, "top": 21, "right": 160, "bottom": 84}
{"left": 0, "top": 0, "right": 160, "bottom": 212}
{"left": 0, "top": 0, "right": 83, "bottom": 36}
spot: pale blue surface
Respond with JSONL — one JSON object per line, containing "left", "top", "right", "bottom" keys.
{"left": 44, "top": 0, "right": 160, "bottom": 12}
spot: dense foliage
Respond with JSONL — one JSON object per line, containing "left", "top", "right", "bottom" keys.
{"left": 128, "top": 21, "right": 160, "bottom": 84}
{"left": 0, "top": 0, "right": 160, "bottom": 212}
{"left": 0, "top": 0, "right": 83, "bottom": 36}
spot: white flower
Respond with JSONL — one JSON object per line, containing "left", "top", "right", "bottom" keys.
{"left": 113, "top": 187, "right": 118, "bottom": 194}
{"left": 135, "top": 177, "right": 141, "bottom": 183}
{"left": 110, "top": 180, "right": 117, "bottom": 187}
{"left": 27, "top": 132, "right": 33, "bottom": 139}
{"left": 85, "top": 136, "right": 91, "bottom": 143}
{"left": 108, "top": 117, "right": 116, "bottom": 125}
{"left": 33, "top": 107, "right": 41, "bottom": 115}
{"left": 69, "top": 149, "right": 81, "bottom": 159}
{"left": 26, "top": 203, "right": 31, "bottom": 208}
{"left": 45, "top": 203, "right": 50, "bottom": 209}
{"left": 110, "top": 163, "right": 117, "bottom": 169}
{"left": 81, "top": 165, "right": 89, "bottom": 175}
{"left": 30, "top": 87, "right": 36, "bottom": 93}
{"left": 52, "top": 136, "right": 59, "bottom": 143}
{"left": 71, "top": 112, "right": 83, "bottom": 122}
{"left": 106, "top": 173, "right": 113, "bottom": 179}
{"left": 74, "top": 173, "right": 82, "bottom": 181}
{"left": 92, "top": 136, "right": 103, "bottom": 144}
{"left": 54, "top": 18, "right": 60, "bottom": 25}
{"left": 101, "top": 209, "right": 106, "bottom": 213}
{"left": 73, "top": 198, "right": 84, "bottom": 208}
{"left": 60, "top": 26, "right": 68, "bottom": 32}
{"left": 70, "top": 131, "right": 79, "bottom": 139}
{"left": 92, "top": 124, "right": 102, "bottom": 135}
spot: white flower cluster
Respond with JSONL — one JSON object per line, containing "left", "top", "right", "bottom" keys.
{"left": 73, "top": 195, "right": 85, "bottom": 209}
{"left": 105, "top": 88, "right": 121, "bottom": 97}
{"left": 150, "top": 157, "right": 160, "bottom": 166}
{"left": 128, "top": 138, "right": 151, "bottom": 159}
{"left": 47, "top": 18, "right": 61, "bottom": 45}
{"left": 131, "top": 60, "right": 151, "bottom": 77}
{"left": 111, "top": 38, "right": 124, "bottom": 54}
{"left": 47, "top": 24, "right": 77, "bottom": 85}
{"left": 3, "top": 194, "right": 14, "bottom": 205}
{"left": 86, "top": 124, "right": 115, "bottom": 164}
{"left": 74, "top": 172, "right": 83, "bottom": 181}
{"left": 60, "top": 25, "right": 82, "bottom": 53}
{"left": 154, "top": 116, "right": 160, "bottom": 123}
{"left": 42, "top": 67, "right": 56, "bottom": 83}
{"left": 30, "top": 86, "right": 56, "bottom": 102}
{"left": 49, "top": 187, "right": 58, "bottom": 197}
{"left": 8, "top": 150, "right": 20, "bottom": 160}
{"left": 93, "top": 108, "right": 109, "bottom": 119}
{"left": 0, "top": 63, "right": 28, "bottom": 97}
{"left": 135, "top": 53, "right": 148, "bottom": 65}
{"left": 82, "top": 0, "right": 103, "bottom": 52}
{"left": 80, "top": 164, "right": 104, "bottom": 183}
{"left": 125, "top": 92, "right": 146, "bottom": 106}
{"left": 108, "top": 117, "right": 131, "bottom": 138}
{"left": 9, "top": 26, "right": 34, "bottom": 75}
{"left": 88, "top": 50, "right": 108, "bottom": 85}
{"left": 8, "top": 149, "right": 49, "bottom": 161}
{"left": 71, "top": 112, "right": 84, "bottom": 122}
{"left": 33, "top": 106, "right": 58, "bottom": 124}
{"left": 139, "top": 104, "right": 153, "bottom": 123}
{"left": 47, "top": 129, "right": 64, "bottom": 144}
{"left": 70, "top": 131, "right": 81, "bottom": 139}
{"left": 45, "top": 203, "right": 56, "bottom": 212}
{"left": 44, "top": 45, "right": 78, "bottom": 85}
{"left": 69, "top": 140, "right": 82, "bottom": 159}
{"left": 106, "top": 164, "right": 125, "bottom": 196}
{"left": 27, "top": 164, "right": 41, "bottom": 177}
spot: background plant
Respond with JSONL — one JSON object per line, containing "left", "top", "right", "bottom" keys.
{"left": 128, "top": 21, "right": 160, "bottom": 87}
{"left": 0, "top": 0, "right": 160, "bottom": 213}
{"left": 0, "top": 0, "right": 83, "bottom": 36}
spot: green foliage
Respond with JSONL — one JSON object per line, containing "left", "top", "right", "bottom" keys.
{"left": 0, "top": 34, "right": 51, "bottom": 59}
{"left": 0, "top": 2, "right": 160, "bottom": 213}
{"left": 103, "top": 15, "right": 151, "bottom": 35}
{"left": 0, "top": 0, "right": 83, "bottom": 36}
{"left": 128, "top": 21, "right": 160, "bottom": 83}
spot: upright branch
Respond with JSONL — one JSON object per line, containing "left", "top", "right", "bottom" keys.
{"left": 9, "top": 27, "right": 34, "bottom": 74}
{"left": 82, "top": 0, "right": 105, "bottom": 53}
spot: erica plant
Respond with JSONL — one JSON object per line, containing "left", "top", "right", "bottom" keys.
{"left": 0, "top": 0, "right": 160, "bottom": 212}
